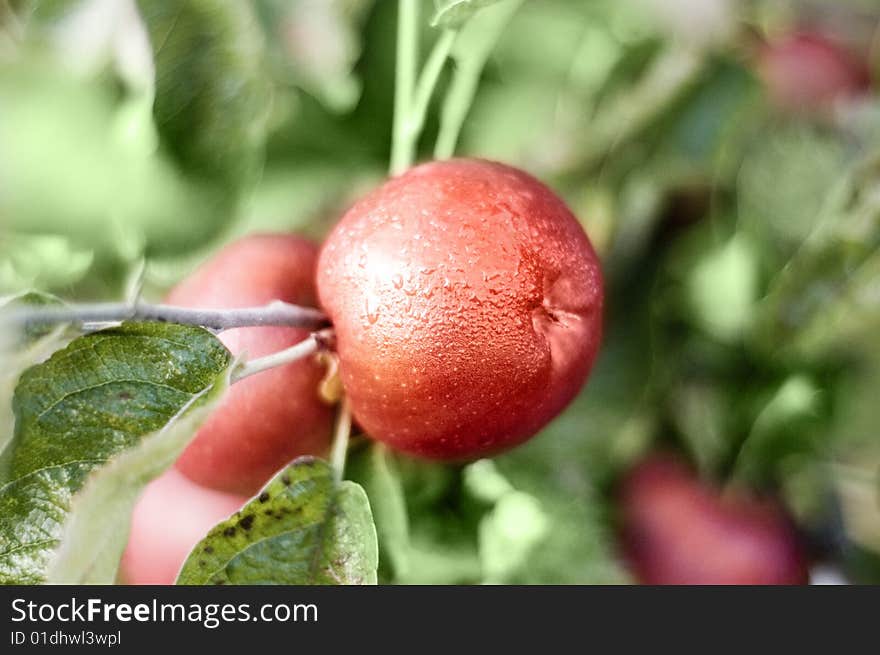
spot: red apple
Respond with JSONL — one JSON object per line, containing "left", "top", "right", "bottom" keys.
{"left": 317, "top": 158, "right": 603, "bottom": 459}
{"left": 618, "top": 456, "right": 809, "bottom": 585}
{"left": 757, "top": 32, "right": 870, "bottom": 113}
{"left": 168, "top": 234, "right": 334, "bottom": 495}
{"left": 120, "top": 469, "right": 247, "bottom": 585}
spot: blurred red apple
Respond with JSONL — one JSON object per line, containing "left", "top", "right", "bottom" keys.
{"left": 120, "top": 469, "right": 247, "bottom": 585}
{"left": 167, "top": 234, "right": 334, "bottom": 495}
{"left": 618, "top": 456, "right": 809, "bottom": 585}
{"left": 757, "top": 32, "right": 870, "bottom": 113}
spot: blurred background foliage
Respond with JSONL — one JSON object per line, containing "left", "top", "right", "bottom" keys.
{"left": 2, "top": 0, "right": 880, "bottom": 583}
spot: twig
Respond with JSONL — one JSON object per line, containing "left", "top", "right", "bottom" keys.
{"left": 330, "top": 396, "right": 352, "bottom": 483}
{"left": 1, "top": 301, "right": 328, "bottom": 332}
{"left": 232, "top": 330, "right": 331, "bottom": 382}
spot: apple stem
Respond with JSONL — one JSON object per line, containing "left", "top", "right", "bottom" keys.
{"left": 330, "top": 396, "right": 353, "bottom": 483}
{"left": 232, "top": 329, "right": 332, "bottom": 382}
{"left": 2, "top": 300, "right": 329, "bottom": 332}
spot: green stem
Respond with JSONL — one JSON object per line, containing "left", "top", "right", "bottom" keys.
{"left": 330, "top": 397, "right": 352, "bottom": 483}
{"left": 434, "top": 0, "right": 523, "bottom": 160}
{"left": 233, "top": 334, "right": 321, "bottom": 382}
{"left": 408, "top": 29, "right": 457, "bottom": 145}
{"left": 433, "top": 61, "right": 481, "bottom": 160}
{"left": 390, "top": 0, "right": 419, "bottom": 175}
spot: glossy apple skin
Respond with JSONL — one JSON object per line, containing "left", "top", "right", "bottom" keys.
{"left": 618, "top": 456, "right": 809, "bottom": 585}
{"left": 168, "top": 235, "right": 333, "bottom": 495}
{"left": 758, "top": 32, "right": 870, "bottom": 113}
{"left": 120, "top": 469, "right": 247, "bottom": 585}
{"left": 317, "top": 158, "right": 604, "bottom": 459}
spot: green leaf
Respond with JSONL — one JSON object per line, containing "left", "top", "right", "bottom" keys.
{"left": 177, "top": 458, "right": 378, "bottom": 585}
{"left": 431, "top": 0, "right": 504, "bottom": 28}
{"left": 462, "top": 458, "right": 513, "bottom": 503}
{"left": 347, "top": 443, "right": 410, "bottom": 582}
{"left": 0, "top": 234, "right": 94, "bottom": 296}
{"left": 20, "top": 0, "right": 153, "bottom": 92}
{"left": 403, "top": 536, "right": 481, "bottom": 584}
{"left": 0, "top": 322, "right": 231, "bottom": 584}
{"left": 668, "top": 381, "right": 728, "bottom": 476}
{"left": 254, "top": 0, "right": 373, "bottom": 112}
{"left": 399, "top": 510, "right": 482, "bottom": 585}
{"left": 0, "top": 292, "right": 71, "bottom": 474}
{"left": 0, "top": 58, "right": 239, "bottom": 257}
{"left": 738, "top": 125, "right": 847, "bottom": 256}
{"left": 488, "top": 462, "right": 630, "bottom": 585}
{"left": 46, "top": 369, "right": 232, "bottom": 584}
{"left": 462, "top": 459, "right": 549, "bottom": 583}
{"left": 687, "top": 234, "right": 758, "bottom": 343}
{"left": 136, "top": 0, "right": 270, "bottom": 189}
{"left": 776, "top": 249, "right": 880, "bottom": 359}
{"left": 392, "top": 463, "right": 483, "bottom": 585}
{"left": 479, "top": 491, "right": 548, "bottom": 584}
{"left": 396, "top": 457, "right": 458, "bottom": 510}
{"left": 732, "top": 375, "right": 822, "bottom": 485}
{"left": 471, "top": 455, "right": 626, "bottom": 584}
{"left": 755, "top": 172, "right": 880, "bottom": 359}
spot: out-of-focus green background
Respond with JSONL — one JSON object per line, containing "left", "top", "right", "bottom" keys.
{"left": 3, "top": 0, "right": 880, "bottom": 583}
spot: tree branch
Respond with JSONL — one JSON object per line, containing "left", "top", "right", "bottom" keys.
{"left": 232, "top": 329, "right": 334, "bottom": 382}
{"left": 1, "top": 301, "right": 329, "bottom": 332}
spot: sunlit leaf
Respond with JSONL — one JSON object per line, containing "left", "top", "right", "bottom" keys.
{"left": 178, "top": 458, "right": 377, "bottom": 585}
{"left": 0, "top": 322, "right": 231, "bottom": 583}
{"left": 47, "top": 368, "right": 231, "bottom": 584}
